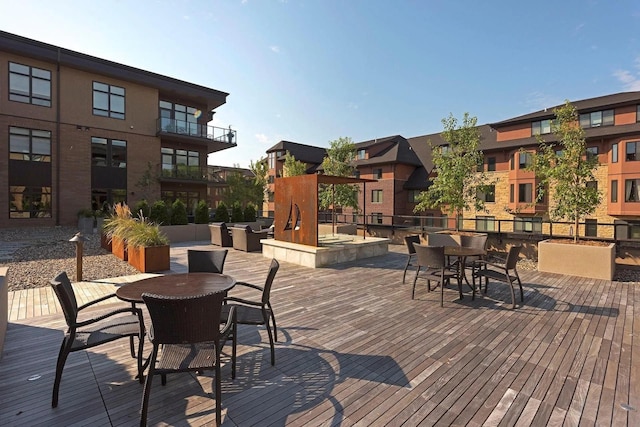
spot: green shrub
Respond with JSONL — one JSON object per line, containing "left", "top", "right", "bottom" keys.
{"left": 134, "top": 200, "right": 150, "bottom": 218}
{"left": 194, "top": 200, "right": 210, "bottom": 224}
{"left": 231, "top": 203, "right": 244, "bottom": 222}
{"left": 171, "top": 199, "right": 189, "bottom": 225}
{"left": 149, "top": 200, "right": 170, "bottom": 225}
{"left": 127, "top": 217, "right": 169, "bottom": 247}
{"left": 243, "top": 204, "right": 257, "bottom": 222}
{"left": 214, "top": 201, "right": 230, "bottom": 223}
{"left": 77, "top": 208, "right": 94, "bottom": 218}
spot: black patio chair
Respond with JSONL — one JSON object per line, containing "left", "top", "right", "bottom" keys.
{"left": 472, "top": 244, "right": 524, "bottom": 309}
{"left": 188, "top": 249, "right": 228, "bottom": 274}
{"left": 412, "top": 245, "right": 458, "bottom": 307}
{"left": 140, "top": 291, "right": 236, "bottom": 426}
{"left": 49, "top": 271, "right": 145, "bottom": 408}
{"left": 221, "top": 258, "right": 279, "bottom": 365}
{"left": 402, "top": 235, "right": 421, "bottom": 284}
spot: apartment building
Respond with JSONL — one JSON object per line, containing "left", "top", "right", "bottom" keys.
{"left": 0, "top": 30, "right": 236, "bottom": 228}
{"left": 207, "top": 165, "right": 254, "bottom": 210}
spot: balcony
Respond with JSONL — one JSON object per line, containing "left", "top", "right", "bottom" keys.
{"left": 156, "top": 118, "right": 237, "bottom": 153}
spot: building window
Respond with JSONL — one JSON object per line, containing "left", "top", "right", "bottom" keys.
{"left": 585, "top": 219, "right": 598, "bottom": 237}
{"left": 514, "top": 217, "right": 542, "bottom": 233}
{"left": 10, "top": 186, "right": 52, "bottom": 218}
{"left": 627, "top": 142, "right": 640, "bottom": 161}
{"left": 510, "top": 184, "right": 514, "bottom": 203}
{"left": 586, "top": 146, "right": 598, "bottom": 159}
{"left": 353, "top": 170, "right": 360, "bottom": 179}
{"left": 612, "top": 143, "right": 618, "bottom": 163}
{"left": 518, "top": 183, "right": 532, "bottom": 203}
{"left": 268, "top": 192, "right": 274, "bottom": 202}
{"left": 580, "top": 110, "right": 614, "bottom": 128}
{"left": 510, "top": 153, "right": 514, "bottom": 170}
{"left": 371, "top": 189, "right": 383, "bottom": 203}
{"left": 91, "top": 137, "right": 126, "bottom": 168}
{"left": 373, "top": 168, "right": 382, "bottom": 179}
{"left": 93, "top": 81, "right": 125, "bottom": 119}
{"left": 159, "top": 101, "right": 200, "bottom": 135}
{"left": 487, "top": 157, "right": 496, "bottom": 171}
{"left": 9, "top": 62, "right": 51, "bottom": 107}
{"left": 371, "top": 213, "right": 383, "bottom": 224}
{"left": 612, "top": 180, "right": 618, "bottom": 203}
{"left": 357, "top": 149, "right": 366, "bottom": 160}
{"left": 408, "top": 190, "right": 422, "bottom": 203}
{"left": 10, "top": 127, "right": 51, "bottom": 162}
{"left": 268, "top": 175, "right": 275, "bottom": 184}
{"left": 625, "top": 179, "right": 640, "bottom": 202}
{"left": 532, "top": 119, "right": 552, "bottom": 135}
{"left": 518, "top": 152, "right": 532, "bottom": 169}
{"left": 476, "top": 216, "right": 495, "bottom": 232}
{"left": 161, "top": 148, "right": 200, "bottom": 179}
{"left": 477, "top": 185, "right": 495, "bottom": 203}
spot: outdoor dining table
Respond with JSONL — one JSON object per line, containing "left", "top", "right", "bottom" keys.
{"left": 116, "top": 272, "right": 237, "bottom": 304}
{"left": 443, "top": 246, "right": 487, "bottom": 297}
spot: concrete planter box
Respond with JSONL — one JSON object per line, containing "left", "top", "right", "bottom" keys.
{"left": 538, "top": 239, "right": 616, "bottom": 280}
{"left": 0, "top": 267, "right": 7, "bottom": 359}
{"left": 127, "top": 245, "right": 170, "bottom": 273}
{"left": 318, "top": 223, "right": 357, "bottom": 235}
{"left": 159, "top": 224, "right": 210, "bottom": 243}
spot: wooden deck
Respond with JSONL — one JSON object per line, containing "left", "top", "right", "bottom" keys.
{"left": 1, "top": 243, "right": 639, "bottom": 426}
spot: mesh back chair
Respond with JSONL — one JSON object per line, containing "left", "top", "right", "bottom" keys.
{"left": 49, "top": 271, "right": 145, "bottom": 408}
{"left": 402, "top": 235, "right": 421, "bottom": 284}
{"left": 221, "top": 259, "right": 279, "bottom": 365}
{"left": 140, "top": 291, "right": 236, "bottom": 426}
{"left": 472, "top": 245, "right": 524, "bottom": 309}
{"left": 412, "top": 245, "right": 458, "bottom": 307}
{"left": 188, "top": 249, "right": 228, "bottom": 274}
{"left": 461, "top": 234, "right": 488, "bottom": 284}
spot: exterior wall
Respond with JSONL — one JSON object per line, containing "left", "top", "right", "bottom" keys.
{"left": 496, "top": 123, "right": 531, "bottom": 142}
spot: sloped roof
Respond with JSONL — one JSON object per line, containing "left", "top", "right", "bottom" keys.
{"left": 267, "top": 140, "right": 327, "bottom": 165}
{"left": 404, "top": 167, "right": 432, "bottom": 190}
{"left": 490, "top": 91, "right": 640, "bottom": 128}
{"left": 353, "top": 135, "right": 423, "bottom": 167}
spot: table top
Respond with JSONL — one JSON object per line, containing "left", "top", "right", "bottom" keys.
{"left": 443, "top": 246, "right": 486, "bottom": 257}
{"left": 116, "top": 272, "right": 236, "bottom": 303}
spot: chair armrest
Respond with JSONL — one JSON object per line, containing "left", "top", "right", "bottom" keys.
{"left": 224, "top": 296, "right": 262, "bottom": 307}
{"left": 76, "top": 306, "right": 144, "bottom": 328}
{"left": 233, "top": 281, "right": 264, "bottom": 292}
{"left": 77, "top": 293, "right": 118, "bottom": 311}
{"left": 221, "top": 306, "right": 236, "bottom": 337}
{"left": 473, "top": 259, "right": 507, "bottom": 270}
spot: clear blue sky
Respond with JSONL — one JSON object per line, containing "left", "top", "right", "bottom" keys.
{"left": 2, "top": 1, "right": 640, "bottom": 168}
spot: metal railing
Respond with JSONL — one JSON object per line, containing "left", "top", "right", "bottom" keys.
{"left": 159, "top": 165, "right": 208, "bottom": 182}
{"left": 156, "top": 118, "right": 237, "bottom": 145}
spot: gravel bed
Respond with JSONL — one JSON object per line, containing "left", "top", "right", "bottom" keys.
{"left": 0, "top": 227, "right": 638, "bottom": 291}
{"left": 0, "top": 226, "right": 139, "bottom": 292}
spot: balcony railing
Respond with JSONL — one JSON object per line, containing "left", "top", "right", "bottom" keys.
{"left": 159, "top": 165, "right": 209, "bottom": 182}
{"left": 156, "top": 118, "right": 237, "bottom": 145}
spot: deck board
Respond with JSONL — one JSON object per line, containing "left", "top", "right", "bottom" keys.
{"left": 0, "top": 242, "right": 638, "bottom": 426}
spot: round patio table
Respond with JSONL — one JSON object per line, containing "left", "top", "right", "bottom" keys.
{"left": 116, "top": 272, "right": 236, "bottom": 303}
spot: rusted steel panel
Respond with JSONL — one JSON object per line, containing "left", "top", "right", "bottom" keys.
{"left": 274, "top": 175, "right": 319, "bottom": 246}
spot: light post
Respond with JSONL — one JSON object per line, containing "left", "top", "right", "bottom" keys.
{"left": 69, "top": 232, "right": 89, "bottom": 281}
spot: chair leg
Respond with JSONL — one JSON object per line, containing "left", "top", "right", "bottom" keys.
{"left": 137, "top": 334, "right": 145, "bottom": 383}
{"left": 516, "top": 272, "right": 524, "bottom": 302}
{"left": 507, "top": 277, "right": 517, "bottom": 309}
{"left": 231, "top": 320, "right": 237, "bottom": 379}
{"left": 402, "top": 256, "right": 411, "bottom": 284}
{"left": 440, "top": 278, "right": 444, "bottom": 308}
{"left": 412, "top": 267, "right": 421, "bottom": 299}
{"left": 268, "top": 303, "right": 278, "bottom": 342}
{"left": 140, "top": 347, "right": 158, "bottom": 427}
{"left": 52, "top": 337, "right": 73, "bottom": 408}
{"left": 263, "top": 309, "right": 276, "bottom": 366}
{"left": 215, "top": 356, "right": 222, "bottom": 426}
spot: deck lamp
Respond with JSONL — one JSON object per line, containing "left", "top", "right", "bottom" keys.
{"left": 69, "top": 232, "right": 89, "bottom": 281}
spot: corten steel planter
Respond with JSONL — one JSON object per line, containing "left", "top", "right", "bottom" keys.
{"left": 127, "top": 245, "right": 170, "bottom": 273}
{"left": 100, "top": 233, "right": 112, "bottom": 251}
{"left": 111, "top": 235, "right": 127, "bottom": 261}
{"left": 538, "top": 239, "right": 615, "bottom": 280}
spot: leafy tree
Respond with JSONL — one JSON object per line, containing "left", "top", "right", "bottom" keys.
{"left": 149, "top": 200, "right": 170, "bottom": 225}
{"left": 194, "top": 200, "right": 210, "bottom": 224}
{"left": 214, "top": 201, "right": 230, "bottom": 223}
{"left": 413, "top": 113, "right": 488, "bottom": 230}
{"left": 222, "top": 164, "right": 265, "bottom": 215}
{"left": 318, "top": 137, "right": 359, "bottom": 211}
{"left": 243, "top": 204, "right": 257, "bottom": 222}
{"left": 249, "top": 159, "right": 269, "bottom": 212}
{"left": 171, "top": 199, "right": 189, "bottom": 225}
{"left": 528, "top": 101, "right": 601, "bottom": 242}
{"left": 231, "top": 202, "right": 244, "bottom": 222}
{"left": 282, "top": 151, "right": 307, "bottom": 177}
{"left": 135, "top": 161, "right": 158, "bottom": 201}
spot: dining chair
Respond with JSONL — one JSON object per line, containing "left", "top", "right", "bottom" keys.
{"left": 472, "top": 244, "right": 523, "bottom": 309}
{"left": 49, "top": 271, "right": 145, "bottom": 408}
{"left": 221, "top": 258, "right": 279, "bottom": 365}
{"left": 461, "top": 234, "right": 488, "bottom": 281}
{"left": 140, "top": 291, "right": 236, "bottom": 426}
{"left": 188, "top": 249, "right": 228, "bottom": 274}
{"left": 412, "top": 245, "right": 458, "bottom": 307}
{"left": 402, "top": 235, "right": 421, "bottom": 284}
